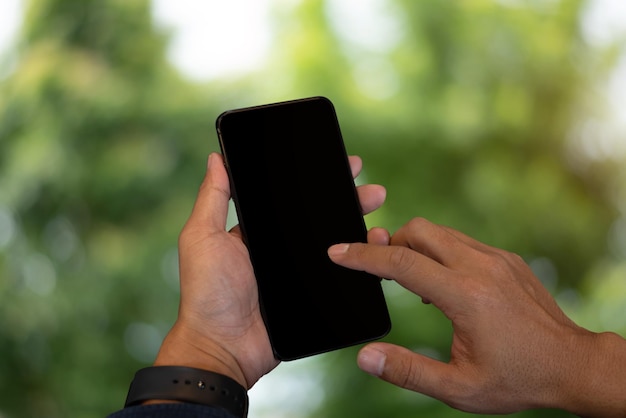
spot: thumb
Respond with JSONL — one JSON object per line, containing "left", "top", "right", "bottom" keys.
{"left": 188, "top": 153, "right": 231, "bottom": 232}
{"left": 357, "top": 343, "right": 460, "bottom": 403}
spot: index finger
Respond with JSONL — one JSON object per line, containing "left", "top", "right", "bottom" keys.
{"left": 391, "top": 218, "right": 480, "bottom": 268}
{"left": 327, "top": 242, "right": 455, "bottom": 303}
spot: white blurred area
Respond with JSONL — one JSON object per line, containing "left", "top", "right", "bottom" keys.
{"left": 0, "top": 1, "right": 625, "bottom": 417}
{"left": 151, "top": 0, "right": 272, "bottom": 80}
{"left": 2, "top": 0, "right": 625, "bottom": 102}
{"left": 0, "top": 0, "right": 21, "bottom": 80}
{"left": 581, "top": 0, "right": 626, "bottom": 157}
{"left": 0, "top": 0, "right": 21, "bottom": 51}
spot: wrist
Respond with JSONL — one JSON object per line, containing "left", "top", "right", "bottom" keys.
{"left": 154, "top": 322, "right": 248, "bottom": 389}
{"left": 556, "top": 331, "right": 626, "bottom": 417}
{"left": 124, "top": 366, "right": 248, "bottom": 416}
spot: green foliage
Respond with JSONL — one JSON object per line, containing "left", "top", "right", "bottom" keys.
{"left": 0, "top": 0, "right": 624, "bottom": 417}
{"left": 0, "top": 0, "right": 220, "bottom": 416}
{"left": 255, "top": 1, "right": 624, "bottom": 417}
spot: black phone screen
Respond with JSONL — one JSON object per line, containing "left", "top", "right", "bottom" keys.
{"left": 216, "top": 97, "right": 391, "bottom": 360}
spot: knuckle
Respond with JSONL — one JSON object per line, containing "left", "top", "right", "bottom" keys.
{"left": 200, "top": 182, "right": 229, "bottom": 201}
{"left": 406, "top": 217, "right": 431, "bottom": 232}
{"left": 402, "top": 357, "right": 425, "bottom": 390}
{"left": 385, "top": 354, "right": 424, "bottom": 391}
{"left": 488, "top": 251, "right": 528, "bottom": 284}
{"left": 474, "top": 249, "right": 510, "bottom": 280}
{"left": 387, "top": 247, "right": 417, "bottom": 277}
{"left": 505, "top": 250, "right": 526, "bottom": 267}
{"left": 484, "top": 254, "right": 506, "bottom": 276}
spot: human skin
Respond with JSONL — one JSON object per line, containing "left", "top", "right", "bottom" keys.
{"left": 153, "top": 152, "right": 387, "bottom": 389}
{"left": 152, "top": 152, "right": 626, "bottom": 417}
{"left": 327, "top": 219, "right": 626, "bottom": 417}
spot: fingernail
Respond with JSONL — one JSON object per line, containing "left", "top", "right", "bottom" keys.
{"left": 358, "top": 346, "right": 386, "bottom": 377}
{"left": 207, "top": 153, "right": 214, "bottom": 169}
{"left": 327, "top": 243, "right": 349, "bottom": 257}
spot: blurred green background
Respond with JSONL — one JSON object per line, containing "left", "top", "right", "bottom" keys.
{"left": 0, "top": 0, "right": 625, "bottom": 417}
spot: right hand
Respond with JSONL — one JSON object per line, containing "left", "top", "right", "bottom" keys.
{"left": 329, "top": 217, "right": 626, "bottom": 417}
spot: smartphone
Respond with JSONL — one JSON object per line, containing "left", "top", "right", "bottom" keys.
{"left": 215, "top": 96, "right": 391, "bottom": 360}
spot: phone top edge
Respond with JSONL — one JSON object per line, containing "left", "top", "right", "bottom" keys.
{"left": 215, "top": 96, "right": 334, "bottom": 125}
{"left": 215, "top": 96, "right": 336, "bottom": 142}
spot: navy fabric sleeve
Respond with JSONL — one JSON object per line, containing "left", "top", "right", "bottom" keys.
{"left": 106, "top": 403, "right": 238, "bottom": 418}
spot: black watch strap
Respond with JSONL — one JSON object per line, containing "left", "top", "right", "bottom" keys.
{"left": 124, "top": 366, "right": 248, "bottom": 418}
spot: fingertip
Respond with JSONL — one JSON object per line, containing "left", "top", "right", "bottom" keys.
{"left": 368, "top": 227, "right": 390, "bottom": 245}
{"left": 358, "top": 184, "right": 387, "bottom": 215}
{"left": 189, "top": 153, "right": 230, "bottom": 230}
{"left": 204, "top": 153, "right": 229, "bottom": 189}
{"left": 327, "top": 243, "right": 350, "bottom": 258}
{"left": 378, "top": 185, "right": 387, "bottom": 201}
{"left": 358, "top": 344, "right": 387, "bottom": 377}
{"left": 207, "top": 152, "right": 225, "bottom": 172}
{"left": 348, "top": 155, "right": 363, "bottom": 178}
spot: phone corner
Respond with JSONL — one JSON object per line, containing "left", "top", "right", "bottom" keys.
{"left": 313, "top": 95, "right": 334, "bottom": 107}
{"left": 215, "top": 109, "right": 232, "bottom": 131}
{"left": 380, "top": 320, "right": 392, "bottom": 340}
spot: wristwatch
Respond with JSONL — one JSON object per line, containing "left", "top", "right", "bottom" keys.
{"left": 124, "top": 366, "right": 248, "bottom": 417}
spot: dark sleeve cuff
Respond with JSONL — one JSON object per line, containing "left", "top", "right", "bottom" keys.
{"left": 106, "top": 403, "right": 239, "bottom": 418}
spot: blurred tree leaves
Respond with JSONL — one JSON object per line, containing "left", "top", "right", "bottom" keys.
{"left": 0, "top": 0, "right": 221, "bottom": 416}
{"left": 0, "top": 0, "right": 624, "bottom": 417}
{"left": 262, "top": 1, "right": 624, "bottom": 418}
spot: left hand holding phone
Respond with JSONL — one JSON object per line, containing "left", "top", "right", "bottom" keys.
{"left": 154, "top": 152, "right": 387, "bottom": 390}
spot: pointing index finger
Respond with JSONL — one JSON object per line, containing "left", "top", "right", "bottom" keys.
{"left": 327, "top": 242, "right": 454, "bottom": 304}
